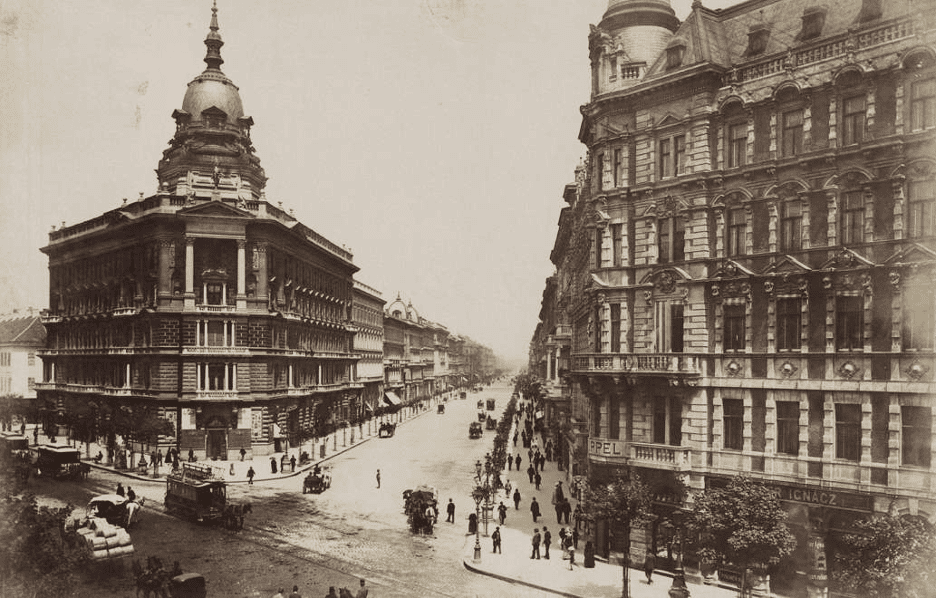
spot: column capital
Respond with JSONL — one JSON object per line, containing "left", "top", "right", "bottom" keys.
{"left": 236, "top": 238, "right": 247, "bottom": 250}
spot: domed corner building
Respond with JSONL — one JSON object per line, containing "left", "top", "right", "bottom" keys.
{"left": 37, "top": 4, "right": 363, "bottom": 460}
{"left": 532, "top": 0, "right": 936, "bottom": 596}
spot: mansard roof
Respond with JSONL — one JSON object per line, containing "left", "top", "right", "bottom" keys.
{"left": 643, "top": 0, "right": 905, "bottom": 82}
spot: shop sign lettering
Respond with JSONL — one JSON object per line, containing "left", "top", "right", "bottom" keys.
{"left": 588, "top": 438, "right": 625, "bottom": 457}
{"left": 781, "top": 488, "right": 839, "bottom": 506}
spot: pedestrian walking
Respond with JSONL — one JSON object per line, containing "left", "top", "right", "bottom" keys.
{"left": 527, "top": 465, "right": 535, "bottom": 483}
{"left": 356, "top": 578, "right": 369, "bottom": 598}
{"left": 572, "top": 527, "right": 579, "bottom": 549}
{"left": 530, "top": 497, "right": 541, "bottom": 522}
{"left": 492, "top": 526, "right": 502, "bottom": 553}
{"left": 513, "top": 431, "right": 518, "bottom": 446}
{"left": 507, "top": 454, "right": 514, "bottom": 470}
{"left": 156, "top": 449, "right": 163, "bottom": 466}
{"left": 562, "top": 498, "right": 572, "bottom": 524}
{"left": 273, "top": 588, "right": 286, "bottom": 598}
{"left": 497, "top": 502, "right": 507, "bottom": 525}
{"left": 504, "top": 479, "right": 512, "bottom": 498}
{"left": 290, "top": 455, "right": 296, "bottom": 472}
{"left": 188, "top": 449, "right": 195, "bottom": 462}
{"left": 531, "top": 528, "right": 541, "bottom": 559}
{"left": 240, "top": 447, "right": 246, "bottom": 461}
{"left": 247, "top": 466, "right": 255, "bottom": 485}
{"left": 376, "top": 469, "right": 381, "bottom": 488}
{"left": 558, "top": 527, "right": 567, "bottom": 549}
{"left": 270, "top": 457, "right": 277, "bottom": 474}
{"left": 116, "top": 482, "right": 125, "bottom": 497}
{"left": 644, "top": 549, "right": 656, "bottom": 584}
{"left": 288, "top": 585, "right": 302, "bottom": 598}
{"left": 127, "top": 487, "right": 136, "bottom": 502}
{"left": 543, "top": 526, "right": 551, "bottom": 559}
{"left": 534, "top": 471, "right": 542, "bottom": 490}
{"left": 280, "top": 453, "right": 287, "bottom": 472}
{"left": 446, "top": 499, "right": 455, "bottom": 523}
{"left": 513, "top": 488, "right": 521, "bottom": 510}
{"left": 515, "top": 454, "right": 521, "bottom": 472}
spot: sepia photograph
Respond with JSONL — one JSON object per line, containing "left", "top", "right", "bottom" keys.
{"left": 0, "top": 0, "right": 934, "bottom": 597}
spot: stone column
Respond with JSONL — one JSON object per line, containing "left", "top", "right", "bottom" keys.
{"left": 184, "top": 236, "right": 196, "bottom": 309}
{"left": 158, "top": 238, "right": 173, "bottom": 300}
{"left": 236, "top": 239, "right": 247, "bottom": 309}
{"left": 255, "top": 242, "right": 268, "bottom": 304}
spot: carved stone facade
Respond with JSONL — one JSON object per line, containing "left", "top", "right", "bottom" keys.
{"left": 532, "top": 0, "right": 936, "bottom": 594}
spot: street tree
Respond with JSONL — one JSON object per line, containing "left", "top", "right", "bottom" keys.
{"left": 585, "top": 468, "right": 653, "bottom": 598}
{"left": 687, "top": 475, "right": 796, "bottom": 597}
{"left": 0, "top": 494, "right": 87, "bottom": 598}
{"left": 833, "top": 511, "right": 936, "bottom": 598}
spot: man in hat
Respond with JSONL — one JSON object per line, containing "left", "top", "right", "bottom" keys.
{"left": 530, "top": 528, "right": 541, "bottom": 559}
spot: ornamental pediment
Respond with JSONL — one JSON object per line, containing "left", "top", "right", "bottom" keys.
{"left": 639, "top": 267, "right": 692, "bottom": 294}
{"left": 819, "top": 248, "right": 875, "bottom": 270}
{"left": 711, "top": 260, "right": 755, "bottom": 279}
{"left": 763, "top": 255, "right": 812, "bottom": 275}
{"left": 883, "top": 243, "right": 936, "bottom": 266}
{"left": 177, "top": 200, "right": 253, "bottom": 218}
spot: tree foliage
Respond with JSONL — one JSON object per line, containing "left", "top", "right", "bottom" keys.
{"left": 687, "top": 476, "right": 796, "bottom": 581}
{"left": 833, "top": 513, "right": 936, "bottom": 598}
{"left": 0, "top": 494, "right": 88, "bottom": 597}
{"left": 586, "top": 469, "right": 653, "bottom": 534}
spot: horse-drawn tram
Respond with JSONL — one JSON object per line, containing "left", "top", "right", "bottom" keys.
{"left": 165, "top": 462, "right": 250, "bottom": 528}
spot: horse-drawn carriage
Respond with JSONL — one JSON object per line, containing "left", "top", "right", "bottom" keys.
{"left": 403, "top": 485, "right": 438, "bottom": 534}
{"left": 87, "top": 494, "right": 144, "bottom": 528}
{"left": 469, "top": 421, "right": 483, "bottom": 439}
{"left": 302, "top": 465, "right": 332, "bottom": 494}
{"left": 437, "top": 403, "right": 445, "bottom": 414}
{"left": 378, "top": 422, "right": 397, "bottom": 437}
{"left": 35, "top": 445, "right": 90, "bottom": 480}
{"left": 485, "top": 416, "right": 497, "bottom": 430}
{"left": 486, "top": 398, "right": 496, "bottom": 411}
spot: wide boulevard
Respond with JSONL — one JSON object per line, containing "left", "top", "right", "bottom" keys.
{"left": 33, "top": 380, "right": 562, "bottom": 598}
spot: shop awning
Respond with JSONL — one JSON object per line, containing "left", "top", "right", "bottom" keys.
{"left": 383, "top": 391, "right": 402, "bottom": 406}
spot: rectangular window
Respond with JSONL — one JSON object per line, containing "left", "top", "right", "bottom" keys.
{"left": 836, "top": 295, "right": 864, "bottom": 351}
{"left": 842, "top": 95, "right": 866, "bottom": 145}
{"left": 903, "top": 286, "right": 935, "bottom": 350}
{"left": 781, "top": 200, "right": 803, "bottom": 252}
{"left": 27, "top": 353, "right": 35, "bottom": 366}
{"left": 206, "top": 283, "right": 223, "bottom": 305}
{"left": 659, "top": 138, "right": 672, "bottom": 179}
{"left": 841, "top": 191, "right": 865, "bottom": 245}
{"left": 727, "top": 207, "right": 746, "bottom": 256}
{"left": 613, "top": 148, "right": 624, "bottom": 187}
{"left": 670, "top": 303, "right": 684, "bottom": 353}
{"left": 596, "top": 153, "right": 605, "bottom": 191}
{"left": 27, "top": 377, "right": 35, "bottom": 391}
{"left": 777, "top": 401, "right": 800, "bottom": 455}
{"left": 724, "top": 304, "right": 746, "bottom": 351}
{"left": 723, "top": 398, "right": 743, "bottom": 450}
{"left": 728, "top": 123, "right": 747, "bottom": 168}
{"left": 611, "top": 223, "right": 624, "bottom": 266}
{"left": 835, "top": 403, "right": 861, "bottom": 461}
{"left": 658, "top": 219, "right": 671, "bottom": 264}
{"left": 610, "top": 303, "right": 621, "bottom": 353}
{"left": 777, "top": 297, "right": 802, "bottom": 351}
{"left": 902, "top": 406, "right": 932, "bottom": 467}
{"left": 674, "top": 135, "right": 686, "bottom": 175}
{"left": 911, "top": 78, "right": 935, "bottom": 132}
{"left": 653, "top": 400, "right": 667, "bottom": 444}
{"left": 908, "top": 179, "right": 935, "bottom": 238}
{"left": 595, "top": 229, "right": 603, "bottom": 269}
{"left": 781, "top": 109, "right": 804, "bottom": 157}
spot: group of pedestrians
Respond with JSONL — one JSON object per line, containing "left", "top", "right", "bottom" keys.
{"left": 272, "top": 578, "right": 369, "bottom": 598}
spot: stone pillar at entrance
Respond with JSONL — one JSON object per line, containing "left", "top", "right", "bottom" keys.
{"left": 184, "top": 236, "right": 196, "bottom": 308}
{"left": 236, "top": 239, "right": 247, "bottom": 308}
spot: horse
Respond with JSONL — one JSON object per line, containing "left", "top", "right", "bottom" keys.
{"left": 222, "top": 502, "right": 252, "bottom": 530}
{"left": 131, "top": 557, "right": 169, "bottom": 598}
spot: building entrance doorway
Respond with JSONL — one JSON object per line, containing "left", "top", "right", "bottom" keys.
{"left": 207, "top": 428, "right": 227, "bottom": 460}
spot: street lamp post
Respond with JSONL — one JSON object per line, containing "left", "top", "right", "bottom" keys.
{"left": 668, "top": 522, "right": 690, "bottom": 598}
{"left": 472, "top": 461, "right": 484, "bottom": 562}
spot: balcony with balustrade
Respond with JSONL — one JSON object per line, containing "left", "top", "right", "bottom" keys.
{"left": 572, "top": 352, "right": 705, "bottom": 384}
{"left": 588, "top": 436, "right": 692, "bottom": 472}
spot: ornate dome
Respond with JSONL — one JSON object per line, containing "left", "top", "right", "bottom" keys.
{"left": 600, "top": 0, "right": 679, "bottom": 32}
{"left": 180, "top": 2, "right": 244, "bottom": 125}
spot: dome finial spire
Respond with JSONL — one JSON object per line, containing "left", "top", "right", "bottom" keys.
{"left": 203, "top": 0, "right": 224, "bottom": 72}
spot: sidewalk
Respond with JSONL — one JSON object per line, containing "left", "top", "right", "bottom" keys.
{"left": 461, "top": 396, "right": 742, "bottom": 598}
{"left": 24, "top": 399, "right": 443, "bottom": 486}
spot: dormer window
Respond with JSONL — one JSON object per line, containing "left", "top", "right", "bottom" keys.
{"left": 665, "top": 44, "right": 685, "bottom": 71}
{"left": 744, "top": 26, "right": 770, "bottom": 56}
{"left": 798, "top": 7, "right": 826, "bottom": 41}
{"left": 856, "top": 0, "right": 882, "bottom": 23}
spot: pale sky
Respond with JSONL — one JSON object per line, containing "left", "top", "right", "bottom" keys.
{"left": 0, "top": 0, "right": 730, "bottom": 361}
